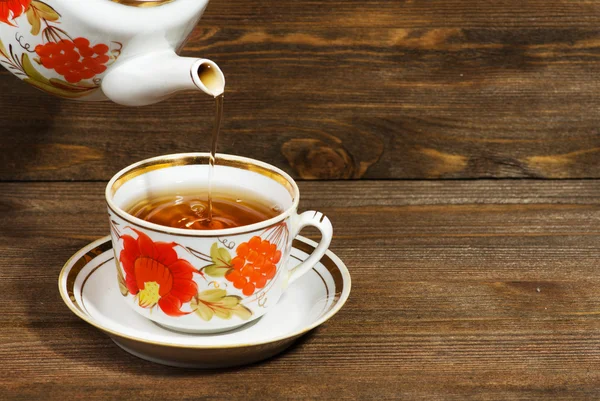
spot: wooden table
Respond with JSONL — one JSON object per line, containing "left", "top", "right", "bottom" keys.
{"left": 2, "top": 181, "right": 600, "bottom": 399}
{"left": 3, "top": 0, "right": 600, "bottom": 399}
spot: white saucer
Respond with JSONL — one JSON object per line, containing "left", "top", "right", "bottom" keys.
{"left": 59, "top": 235, "right": 351, "bottom": 368}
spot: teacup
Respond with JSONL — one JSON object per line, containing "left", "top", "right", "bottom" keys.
{"left": 105, "top": 153, "right": 333, "bottom": 333}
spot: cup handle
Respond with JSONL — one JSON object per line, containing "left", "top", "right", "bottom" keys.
{"left": 288, "top": 211, "right": 333, "bottom": 285}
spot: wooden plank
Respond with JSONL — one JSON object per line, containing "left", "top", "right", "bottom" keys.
{"left": 2, "top": 181, "right": 600, "bottom": 399}
{"left": 3, "top": 8, "right": 600, "bottom": 179}
{"left": 203, "top": 0, "right": 600, "bottom": 29}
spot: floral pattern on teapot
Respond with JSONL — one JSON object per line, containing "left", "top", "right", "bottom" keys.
{"left": 0, "top": 0, "right": 121, "bottom": 98}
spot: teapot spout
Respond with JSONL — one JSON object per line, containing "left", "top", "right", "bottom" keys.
{"left": 101, "top": 51, "right": 225, "bottom": 106}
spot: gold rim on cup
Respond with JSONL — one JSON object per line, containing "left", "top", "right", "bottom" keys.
{"left": 105, "top": 153, "right": 300, "bottom": 238}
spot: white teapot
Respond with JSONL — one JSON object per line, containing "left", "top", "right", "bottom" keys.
{"left": 0, "top": 0, "right": 224, "bottom": 105}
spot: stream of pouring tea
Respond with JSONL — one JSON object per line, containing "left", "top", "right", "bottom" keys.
{"left": 208, "top": 94, "right": 224, "bottom": 221}
{"left": 198, "top": 63, "right": 225, "bottom": 223}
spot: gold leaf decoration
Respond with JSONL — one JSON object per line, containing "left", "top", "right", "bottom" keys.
{"left": 25, "top": 8, "right": 40, "bottom": 36}
{"left": 20, "top": 54, "right": 99, "bottom": 98}
{"left": 190, "top": 289, "right": 252, "bottom": 321}
{"left": 115, "top": 261, "right": 129, "bottom": 296}
{"left": 24, "top": 78, "right": 97, "bottom": 98}
{"left": 48, "top": 78, "right": 98, "bottom": 91}
{"left": 26, "top": 1, "right": 60, "bottom": 36}
{"left": 21, "top": 52, "right": 46, "bottom": 81}
{"left": 0, "top": 38, "right": 7, "bottom": 59}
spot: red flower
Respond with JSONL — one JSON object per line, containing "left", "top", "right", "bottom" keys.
{"left": 0, "top": 0, "right": 31, "bottom": 26}
{"left": 120, "top": 229, "right": 200, "bottom": 317}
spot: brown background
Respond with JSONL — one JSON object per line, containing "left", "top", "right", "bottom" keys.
{"left": 3, "top": 0, "right": 600, "bottom": 400}
{"left": 2, "top": 0, "right": 600, "bottom": 180}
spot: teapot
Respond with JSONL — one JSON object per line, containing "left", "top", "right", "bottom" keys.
{"left": 0, "top": 0, "right": 224, "bottom": 105}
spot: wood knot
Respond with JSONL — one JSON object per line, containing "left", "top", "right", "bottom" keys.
{"left": 281, "top": 138, "right": 354, "bottom": 179}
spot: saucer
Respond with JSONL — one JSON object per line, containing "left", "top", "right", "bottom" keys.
{"left": 58, "top": 235, "right": 351, "bottom": 368}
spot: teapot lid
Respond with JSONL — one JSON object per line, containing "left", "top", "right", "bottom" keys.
{"left": 111, "top": 0, "right": 175, "bottom": 7}
{"left": 64, "top": 0, "right": 209, "bottom": 30}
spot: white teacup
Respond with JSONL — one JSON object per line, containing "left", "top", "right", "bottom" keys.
{"left": 105, "top": 153, "right": 333, "bottom": 333}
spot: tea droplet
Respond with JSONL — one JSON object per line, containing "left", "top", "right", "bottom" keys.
{"left": 191, "top": 203, "right": 206, "bottom": 215}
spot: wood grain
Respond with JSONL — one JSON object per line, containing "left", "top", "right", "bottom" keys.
{"left": 4, "top": 1, "right": 600, "bottom": 179}
{"left": 201, "top": 0, "right": 600, "bottom": 29}
{"left": 2, "top": 180, "right": 600, "bottom": 399}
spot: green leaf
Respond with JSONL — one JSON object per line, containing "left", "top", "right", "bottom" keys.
{"left": 21, "top": 53, "right": 47, "bottom": 83}
{"left": 197, "top": 289, "right": 227, "bottom": 302}
{"left": 31, "top": 1, "right": 60, "bottom": 21}
{"left": 25, "top": 78, "right": 99, "bottom": 99}
{"left": 218, "top": 247, "right": 231, "bottom": 264}
{"left": 115, "top": 261, "right": 128, "bottom": 296}
{"left": 26, "top": 7, "right": 41, "bottom": 36}
{"left": 214, "top": 308, "right": 233, "bottom": 320}
{"left": 232, "top": 304, "right": 253, "bottom": 320}
{"left": 209, "top": 243, "right": 220, "bottom": 262}
{"left": 49, "top": 78, "right": 98, "bottom": 90}
{"left": 210, "top": 242, "right": 231, "bottom": 266}
{"left": 118, "top": 280, "right": 128, "bottom": 296}
{"left": 194, "top": 302, "right": 214, "bottom": 321}
{"left": 191, "top": 289, "right": 253, "bottom": 321}
{"left": 20, "top": 53, "right": 99, "bottom": 99}
{"left": 219, "top": 295, "right": 241, "bottom": 307}
{"left": 0, "top": 39, "right": 7, "bottom": 59}
{"left": 204, "top": 264, "right": 232, "bottom": 278}
{"left": 204, "top": 242, "right": 233, "bottom": 277}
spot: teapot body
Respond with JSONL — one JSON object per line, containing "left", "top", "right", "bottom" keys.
{"left": 0, "top": 0, "right": 209, "bottom": 101}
